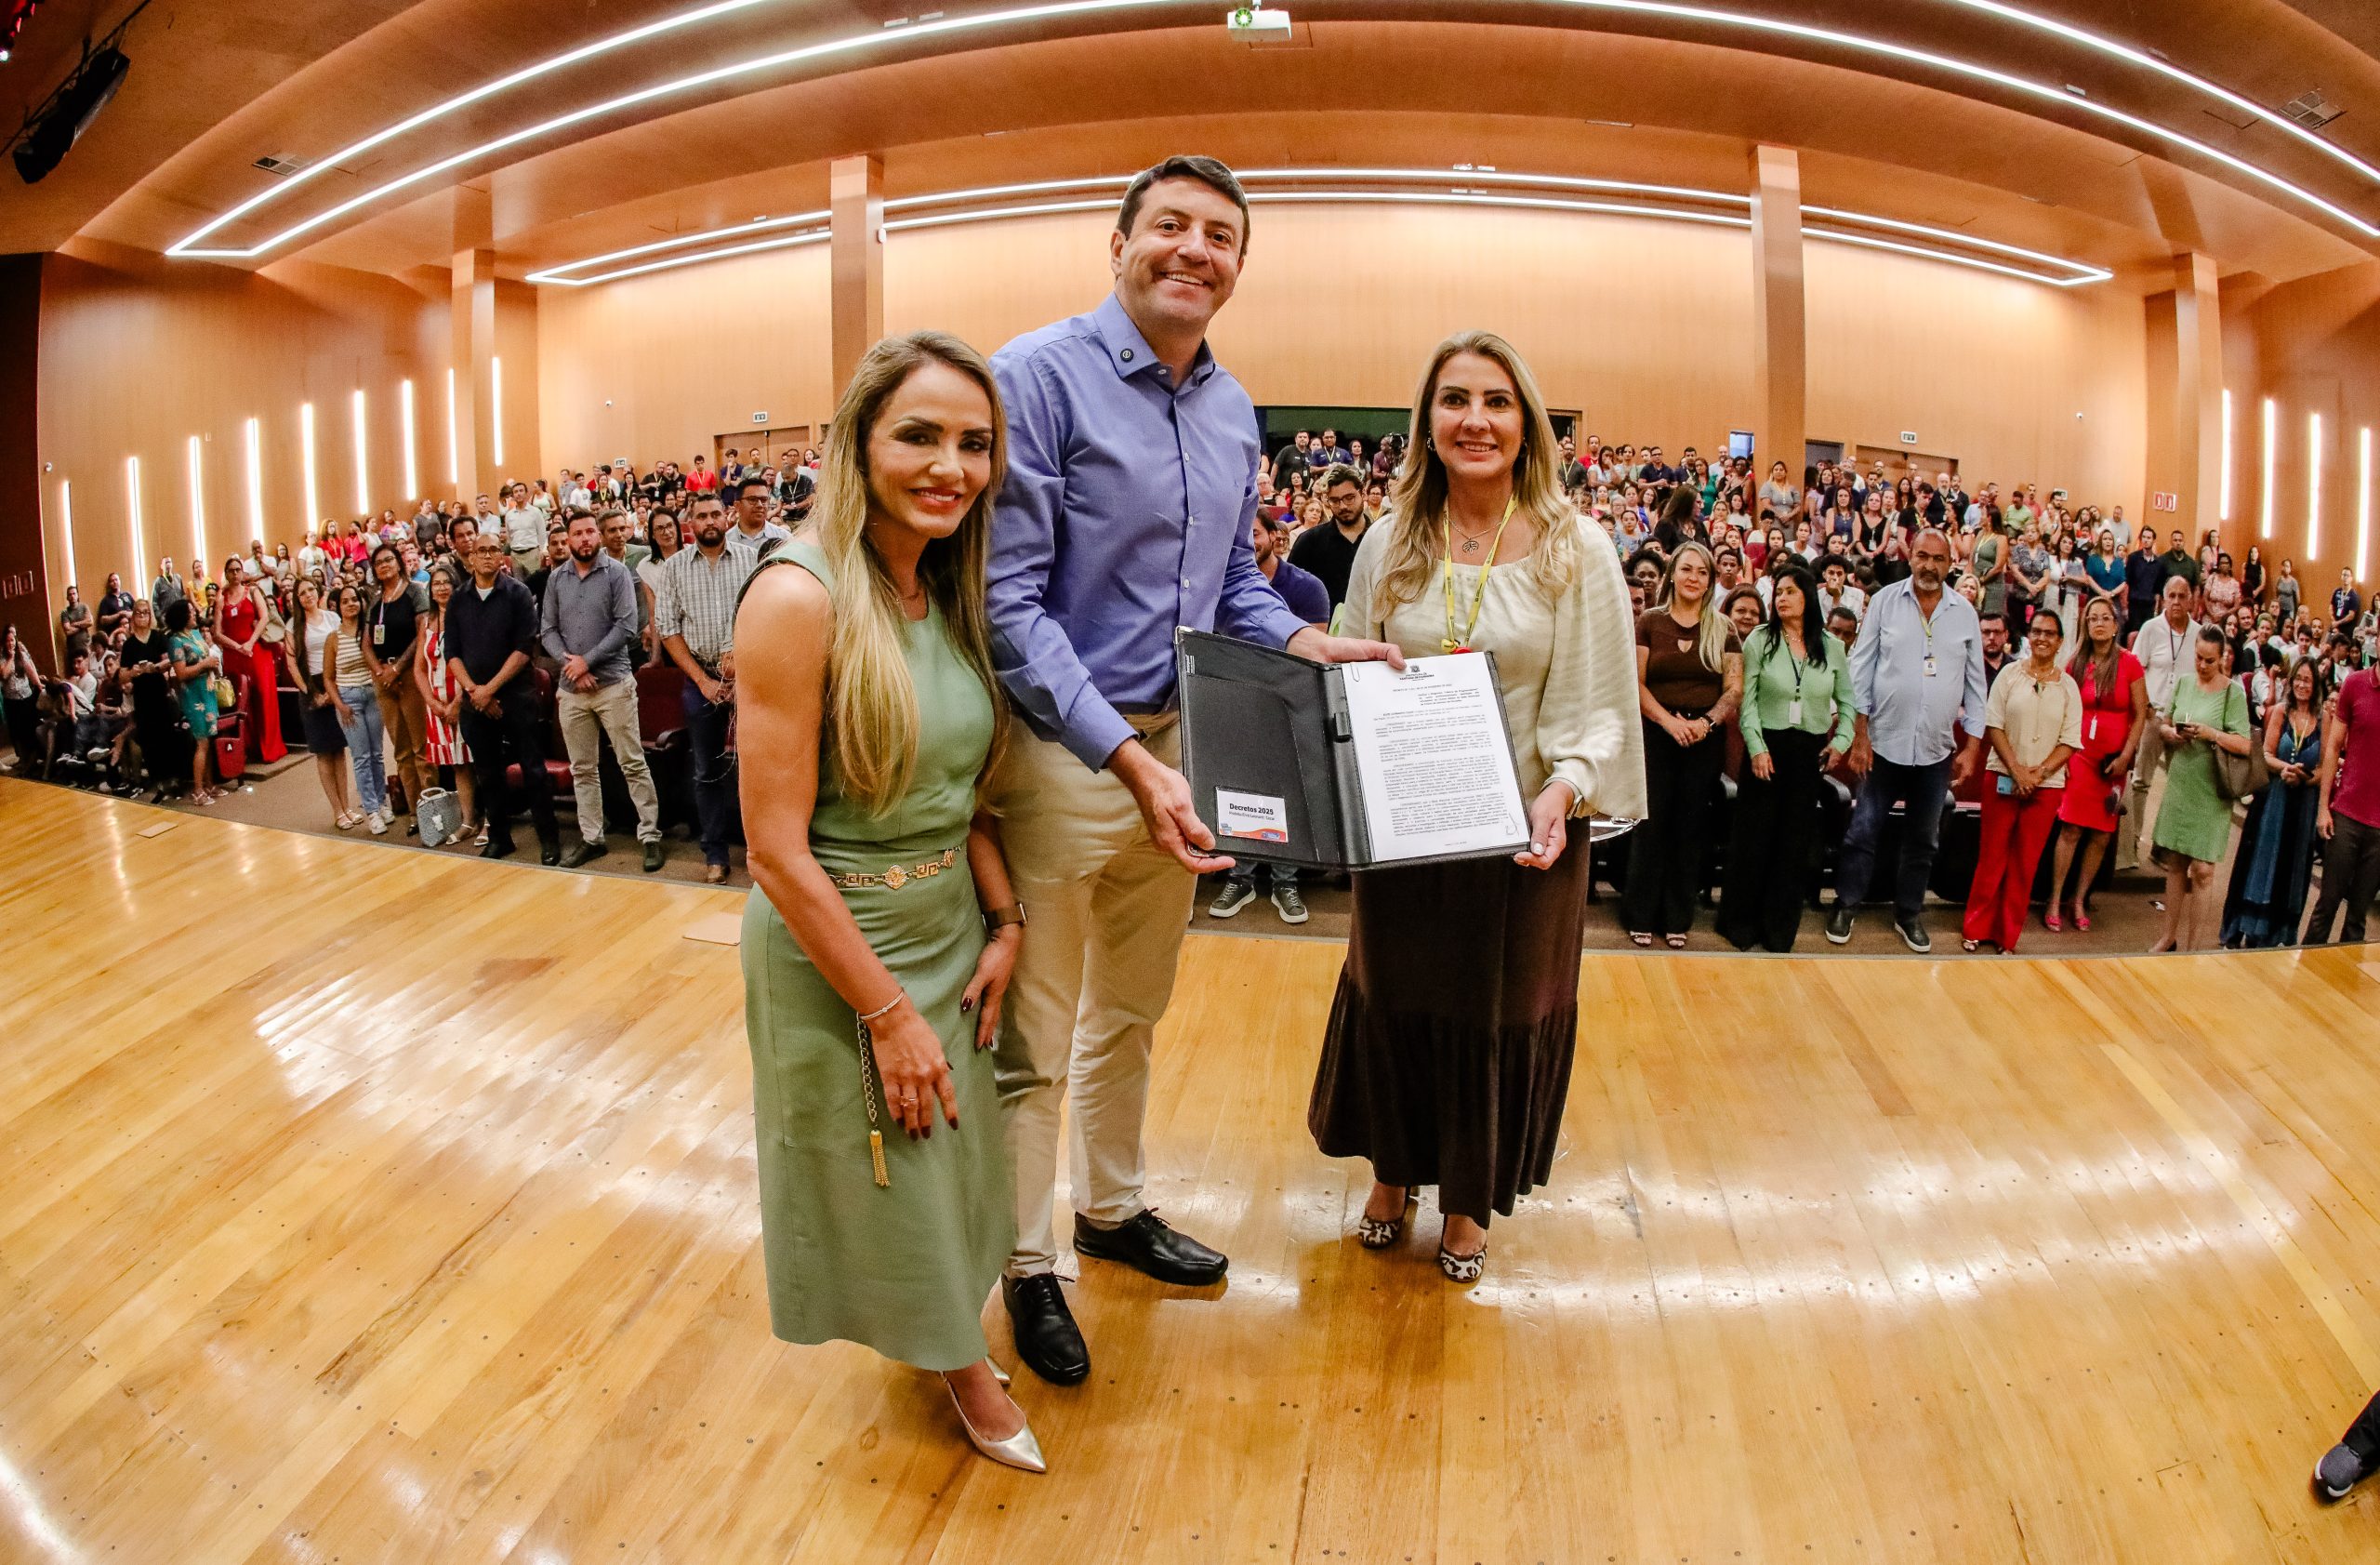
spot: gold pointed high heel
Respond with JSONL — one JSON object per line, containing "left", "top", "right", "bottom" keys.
{"left": 947, "top": 1377, "right": 1046, "bottom": 1474}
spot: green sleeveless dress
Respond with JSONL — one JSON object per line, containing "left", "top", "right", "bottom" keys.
{"left": 741, "top": 540, "right": 1014, "bottom": 1371}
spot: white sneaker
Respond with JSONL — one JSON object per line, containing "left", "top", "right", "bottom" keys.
{"left": 367, "top": 810, "right": 390, "bottom": 836}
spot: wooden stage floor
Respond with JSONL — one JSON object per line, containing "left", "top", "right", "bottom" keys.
{"left": 6, "top": 776, "right": 2380, "bottom": 1564}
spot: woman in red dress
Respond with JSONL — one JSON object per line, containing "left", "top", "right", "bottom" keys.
{"left": 212, "top": 558, "right": 288, "bottom": 763}
{"left": 2044, "top": 595, "right": 2148, "bottom": 931}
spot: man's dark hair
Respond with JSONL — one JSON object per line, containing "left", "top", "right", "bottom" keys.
{"left": 729, "top": 475, "right": 771, "bottom": 503}
{"left": 447, "top": 513, "right": 477, "bottom": 542}
{"left": 1978, "top": 610, "right": 2009, "bottom": 629}
{"left": 1116, "top": 155, "right": 1250, "bottom": 251}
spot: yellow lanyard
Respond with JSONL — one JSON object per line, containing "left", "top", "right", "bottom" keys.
{"left": 1440, "top": 497, "right": 1517, "bottom": 653}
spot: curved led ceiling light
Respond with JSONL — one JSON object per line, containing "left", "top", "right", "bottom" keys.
{"left": 170, "top": 0, "right": 2380, "bottom": 260}
{"left": 524, "top": 166, "right": 1756, "bottom": 283}
{"left": 1926, "top": 0, "right": 2380, "bottom": 189}
{"left": 529, "top": 168, "right": 2112, "bottom": 288}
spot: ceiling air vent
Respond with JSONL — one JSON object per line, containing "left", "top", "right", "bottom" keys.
{"left": 2281, "top": 89, "right": 2344, "bottom": 130}
{"left": 252, "top": 153, "right": 308, "bottom": 178}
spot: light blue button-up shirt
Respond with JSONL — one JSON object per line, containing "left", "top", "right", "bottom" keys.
{"left": 986, "top": 293, "right": 1307, "bottom": 769}
{"left": 1847, "top": 576, "right": 1988, "bottom": 766}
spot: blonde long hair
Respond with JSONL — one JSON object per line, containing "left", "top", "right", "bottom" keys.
{"left": 1656, "top": 540, "right": 1731, "bottom": 673}
{"left": 1374, "top": 330, "right": 1583, "bottom": 609}
{"left": 808, "top": 331, "right": 1010, "bottom": 816}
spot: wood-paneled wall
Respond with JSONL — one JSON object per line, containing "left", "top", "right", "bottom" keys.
{"left": 35, "top": 246, "right": 448, "bottom": 608}
{"left": 539, "top": 204, "right": 2148, "bottom": 514}
{"left": 2238, "top": 262, "right": 2380, "bottom": 595}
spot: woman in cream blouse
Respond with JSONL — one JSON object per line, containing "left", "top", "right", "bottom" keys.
{"left": 1308, "top": 329, "right": 1645, "bottom": 1283}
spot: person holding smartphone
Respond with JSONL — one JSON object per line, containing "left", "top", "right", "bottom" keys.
{"left": 2148, "top": 626, "right": 2254, "bottom": 950}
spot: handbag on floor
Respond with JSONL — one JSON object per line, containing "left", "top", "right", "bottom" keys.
{"left": 415, "top": 786, "right": 463, "bottom": 847}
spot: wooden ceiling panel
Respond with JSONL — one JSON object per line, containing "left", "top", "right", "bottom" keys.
{"left": 288, "top": 20, "right": 2368, "bottom": 286}
{"left": 8, "top": 0, "right": 2378, "bottom": 283}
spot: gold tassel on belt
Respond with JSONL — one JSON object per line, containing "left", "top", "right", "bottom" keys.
{"left": 858, "top": 1016, "right": 892, "bottom": 1188}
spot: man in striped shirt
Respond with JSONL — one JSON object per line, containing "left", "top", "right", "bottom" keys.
{"left": 656, "top": 492, "right": 754, "bottom": 883}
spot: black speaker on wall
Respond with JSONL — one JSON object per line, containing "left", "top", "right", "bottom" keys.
{"left": 12, "top": 42, "right": 129, "bottom": 185}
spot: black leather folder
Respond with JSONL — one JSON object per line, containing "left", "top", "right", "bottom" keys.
{"left": 1174, "top": 629, "right": 1529, "bottom": 870}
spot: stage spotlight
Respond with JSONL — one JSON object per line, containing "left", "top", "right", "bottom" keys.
{"left": 11, "top": 43, "right": 129, "bottom": 184}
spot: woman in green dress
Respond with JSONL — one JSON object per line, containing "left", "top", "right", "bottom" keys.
{"left": 733, "top": 332, "right": 1037, "bottom": 1471}
{"left": 2149, "top": 625, "right": 2254, "bottom": 951}
{"left": 163, "top": 597, "right": 221, "bottom": 804}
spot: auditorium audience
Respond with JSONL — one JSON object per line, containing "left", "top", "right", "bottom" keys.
{"left": 1622, "top": 541, "right": 1740, "bottom": 947}
{"left": 2222, "top": 657, "right": 2328, "bottom": 948}
{"left": 449, "top": 534, "right": 561, "bottom": 865}
{"left": 1829, "top": 528, "right": 1987, "bottom": 954}
{"left": 416, "top": 562, "right": 481, "bottom": 843}
{"left": 656, "top": 491, "right": 754, "bottom": 883}
{"left": 288, "top": 577, "right": 358, "bottom": 827}
{"left": 365, "top": 544, "right": 432, "bottom": 831}
{"left": 7, "top": 379, "right": 2376, "bottom": 949}
{"left": 2306, "top": 652, "right": 2380, "bottom": 944}
{"left": 324, "top": 583, "right": 390, "bottom": 835}
{"left": 1961, "top": 611, "right": 2081, "bottom": 953}
{"left": 542, "top": 509, "right": 665, "bottom": 871}
{"left": 1717, "top": 562, "right": 1852, "bottom": 953}
{"left": 2149, "top": 627, "right": 2254, "bottom": 951}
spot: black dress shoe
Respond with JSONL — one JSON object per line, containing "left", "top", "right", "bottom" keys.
{"left": 539, "top": 838, "right": 563, "bottom": 867}
{"left": 560, "top": 839, "right": 606, "bottom": 869}
{"left": 481, "top": 838, "right": 517, "bottom": 859}
{"left": 1001, "top": 1274, "right": 1090, "bottom": 1386}
{"left": 1072, "top": 1211, "right": 1228, "bottom": 1286}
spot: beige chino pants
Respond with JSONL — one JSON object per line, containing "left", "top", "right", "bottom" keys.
{"left": 992, "top": 719, "right": 1195, "bottom": 1278}
{"left": 555, "top": 676, "right": 660, "bottom": 845}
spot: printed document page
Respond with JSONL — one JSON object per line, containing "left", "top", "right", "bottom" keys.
{"left": 1338, "top": 653, "right": 1530, "bottom": 863}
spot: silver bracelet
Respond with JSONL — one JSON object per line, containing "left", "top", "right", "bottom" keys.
{"left": 856, "top": 993, "right": 905, "bottom": 1026}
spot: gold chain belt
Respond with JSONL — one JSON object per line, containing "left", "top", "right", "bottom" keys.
{"left": 827, "top": 846, "right": 959, "bottom": 891}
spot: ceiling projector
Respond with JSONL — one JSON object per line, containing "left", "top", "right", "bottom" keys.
{"left": 1227, "top": 6, "right": 1292, "bottom": 42}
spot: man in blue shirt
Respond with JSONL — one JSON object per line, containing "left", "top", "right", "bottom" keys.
{"left": 985, "top": 155, "right": 1398, "bottom": 1386}
{"left": 1826, "top": 526, "right": 1987, "bottom": 952}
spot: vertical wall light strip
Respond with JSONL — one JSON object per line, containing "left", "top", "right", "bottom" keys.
{"left": 444, "top": 366, "right": 459, "bottom": 484}
{"left": 126, "top": 457, "right": 146, "bottom": 586}
{"left": 2359, "top": 427, "right": 2373, "bottom": 585}
{"left": 300, "top": 402, "right": 320, "bottom": 531}
{"left": 350, "top": 389, "right": 371, "bottom": 513}
{"left": 58, "top": 480, "right": 76, "bottom": 590}
{"left": 401, "top": 378, "right": 419, "bottom": 500}
{"left": 490, "top": 355, "right": 506, "bottom": 468}
{"left": 2218, "top": 389, "right": 2234, "bottom": 524}
{"left": 2308, "top": 412, "right": 2326, "bottom": 561}
{"left": 187, "top": 435, "right": 208, "bottom": 568}
{"left": 2260, "top": 397, "right": 2278, "bottom": 539}
{"left": 245, "top": 417, "right": 265, "bottom": 543}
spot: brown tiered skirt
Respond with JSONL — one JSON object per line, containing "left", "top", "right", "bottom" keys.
{"left": 1307, "top": 844, "right": 1589, "bottom": 1225}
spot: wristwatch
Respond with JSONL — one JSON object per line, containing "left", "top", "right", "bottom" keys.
{"left": 982, "top": 902, "right": 1027, "bottom": 935}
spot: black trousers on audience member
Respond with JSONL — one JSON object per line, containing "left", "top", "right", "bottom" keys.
{"left": 4, "top": 694, "right": 39, "bottom": 772}
{"left": 1717, "top": 728, "right": 1827, "bottom": 953}
{"left": 681, "top": 682, "right": 739, "bottom": 868}
{"left": 460, "top": 693, "right": 558, "bottom": 853}
{"left": 1620, "top": 711, "right": 1724, "bottom": 936}
{"left": 2340, "top": 1387, "right": 2380, "bottom": 1464}
{"left": 2303, "top": 809, "right": 2380, "bottom": 946}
